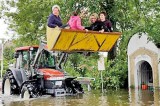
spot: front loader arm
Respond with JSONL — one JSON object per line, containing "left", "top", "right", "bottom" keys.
{"left": 32, "top": 41, "right": 46, "bottom": 67}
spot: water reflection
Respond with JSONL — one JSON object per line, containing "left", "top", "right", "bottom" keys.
{"left": 129, "top": 89, "right": 160, "bottom": 106}
{"left": 0, "top": 89, "right": 160, "bottom": 106}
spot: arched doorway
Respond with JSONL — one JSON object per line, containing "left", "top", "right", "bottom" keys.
{"left": 128, "top": 33, "right": 159, "bottom": 88}
{"left": 137, "top": 61, "right": 153, "bottom": 88}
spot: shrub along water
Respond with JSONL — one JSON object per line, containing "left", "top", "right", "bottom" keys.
{"left": 64, "top": 51, "right": 128, "bottom": 90}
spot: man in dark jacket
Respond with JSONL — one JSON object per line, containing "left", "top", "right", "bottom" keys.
{"left": 47, "top": 5, "right": 63, "bottom": 28}
{"left": 99, "top": 12, "right": 112, "bottom": 32}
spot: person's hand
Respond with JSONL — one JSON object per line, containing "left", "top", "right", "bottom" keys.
{"left": 85, "top": 29, "right": 89, "bottom": 32}
{"left": 65, "top": 26, "right": 70, "bottom": 29}
{"left": 55, "top": 26, "right": 61, "bottom": 29}
{"left": 99, "top": 29, "right": 104, "bottom": 33}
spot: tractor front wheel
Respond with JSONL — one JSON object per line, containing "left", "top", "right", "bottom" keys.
{"left": 21, "top": 83, "right": 39, "bottom": 99}
{"left": 21, "top": 84, "right": 31, "bottom": 99}
{"left": 72, "top": 80, "right": 84, "bottom": 93}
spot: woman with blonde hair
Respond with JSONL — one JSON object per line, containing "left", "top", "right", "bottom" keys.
{"left": 89, "top": 13, "right": 98, "bottom": 24}
{"left": 85, "top": 13, "right": 104, "bottom": 31}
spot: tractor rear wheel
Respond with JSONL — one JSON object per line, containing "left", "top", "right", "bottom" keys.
{"left": 2, "top": 70, "right": 19, "bottom": 95}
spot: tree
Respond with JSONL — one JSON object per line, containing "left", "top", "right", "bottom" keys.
{"left": 1, "top": 0, "right": 55, "bottom": 45}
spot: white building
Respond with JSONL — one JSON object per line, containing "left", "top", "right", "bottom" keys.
{"left": 127, "top": 33, "right": 160, "bottom": 88}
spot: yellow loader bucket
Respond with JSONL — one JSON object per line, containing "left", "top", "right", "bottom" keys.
{"left": 47, "top": 27, "right": 121, "bottom": 52}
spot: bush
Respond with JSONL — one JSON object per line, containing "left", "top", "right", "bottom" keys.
{"left": 64, "top": 52, "right": 128, "bottom": 90}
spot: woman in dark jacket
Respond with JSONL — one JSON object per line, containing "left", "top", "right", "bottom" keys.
{"left": 47, "top": 5, "right": 63, "bottom": 28}
{"left": 85, "top": 13, "right": 105, "bottom": 31}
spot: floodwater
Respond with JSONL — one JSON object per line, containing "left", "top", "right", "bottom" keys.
{"left": 0, "top": 89, "right": 160, "bottom": 106}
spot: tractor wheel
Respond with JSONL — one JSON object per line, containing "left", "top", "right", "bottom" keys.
{"left": 21, "top": 84, "right": 31, "bottom": 99}
{"left": 65, "top": 87, "right": 74, "bottom": 94}
{"left": 21, "top": 83, "right": 39, "bottom": 99}
{"left": 2, "top": 70, "right": 19, "bottom": 95}
{"left": 65, "top": 80, "right": 84, "bottom": 94}
{"left": 72, "top": 80, "right": 84, "bottom": 93}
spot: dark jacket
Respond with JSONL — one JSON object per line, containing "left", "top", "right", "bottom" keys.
{"left": 103, "top": 19, "right": 112, "bottom": 32}
{"left": 47, "top": 14, "right": 62, "bottom": 28}
{"left": 85, "top": 21, "right": 105, "bottom": 31}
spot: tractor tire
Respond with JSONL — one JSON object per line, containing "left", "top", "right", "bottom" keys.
{"left": 72, "top": 80, "right": 84, "bottom": 93}
{"left": 65, "top": 80, "right": 84, "bottom": 94}
{"left": 21, "top": 83, "right": 39, "bottom": 99}
{"left": 65, "top": 86, "right": 74, "bottom": 94}
{"left": 2, "top": 70, "right": 19, "bottom": 95}
{"left": 21, "top": 84, "right": 31, "bottom": 99}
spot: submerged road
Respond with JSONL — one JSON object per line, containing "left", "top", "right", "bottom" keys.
{"left": 0, "top": 78, "right": 159, "bottom": 106}
{"left": 0, "top": 88, "right": 159, "bottom": 106}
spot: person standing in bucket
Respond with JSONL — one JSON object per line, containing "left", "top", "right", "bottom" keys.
{"left": 47, "top": 5, "right": 63, "bottom": 28}
{"left": 99, "top": 11, "right": 113, "bottom": 32}
{"left": 85, "top": 13, "right": 104, "bottom": 31}
{"left": 67, "top": 11, "right": 85, "bottom": 30}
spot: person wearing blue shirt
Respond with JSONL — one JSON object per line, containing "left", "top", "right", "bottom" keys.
{"left": 47, "top": 5, "right": 63, "bottom": 28}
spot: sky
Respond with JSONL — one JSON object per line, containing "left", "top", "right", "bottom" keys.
{"left": 0, "top": 0, "right": 17, "bottom": 41}
{"left": 0, "top": 17, "right": 18, "bottom": 44}
{"left": 0, "top": 18, "right": 8, "bottom": 39}
{"left": 0, "top": 18, "right": 16, "bottom": 44}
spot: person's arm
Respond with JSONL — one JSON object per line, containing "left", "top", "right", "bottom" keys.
{"left": 103, "top": 26, "right": 109, "bottom": 32}
{"left": 67, "top": 17, "right": 71, "bottom": 27}
{"left": 98, "top": 21, "right": 107, "bottom": 32}
{"left": 85, "top": 26, "right": 91, "bottom": 30}
{"left": 107, "top": 20, "right": 113, "bottom": 32}
{"left": 101, "top": 22, "right": 109, "bottom": 32}
{"left": 76, "top": 17, "right": 84, "bottom": 30}
{"left": 47, "top": 15, "right": 57, "bottom": 28}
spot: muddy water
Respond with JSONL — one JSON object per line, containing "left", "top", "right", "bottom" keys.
{"left": 0, "top": 89, "right": 160, "bottom": 106}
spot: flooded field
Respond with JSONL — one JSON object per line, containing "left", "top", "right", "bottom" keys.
{"left": 0, "top": 89, "right": 160, "bottom": 106}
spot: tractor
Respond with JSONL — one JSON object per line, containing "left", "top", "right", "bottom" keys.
{"left": 2, "top": 27, "right": 121, "bottom": 98}
{"left": 2, "top": 43, "right": 83, "bottom": 98}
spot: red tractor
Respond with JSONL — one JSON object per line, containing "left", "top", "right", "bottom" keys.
{"left": 2, "top": 42, "right": 83, "bottom": 98}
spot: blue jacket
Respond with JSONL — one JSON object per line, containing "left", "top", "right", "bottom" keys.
{"left": 47, "top": 14, "right": 62, "bottom": 28}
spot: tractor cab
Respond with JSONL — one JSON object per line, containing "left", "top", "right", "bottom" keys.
{"left": 34, "top": 49, "right": 56, "bottom": 69}
{"left": 14, "top": 45, "right": 65, "bottom": 79}
{"left": 13, "top": 46, "right": 38, "bottom": 76}
{"left": 14, "top": 45, "right": 58, "bottom": 75}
